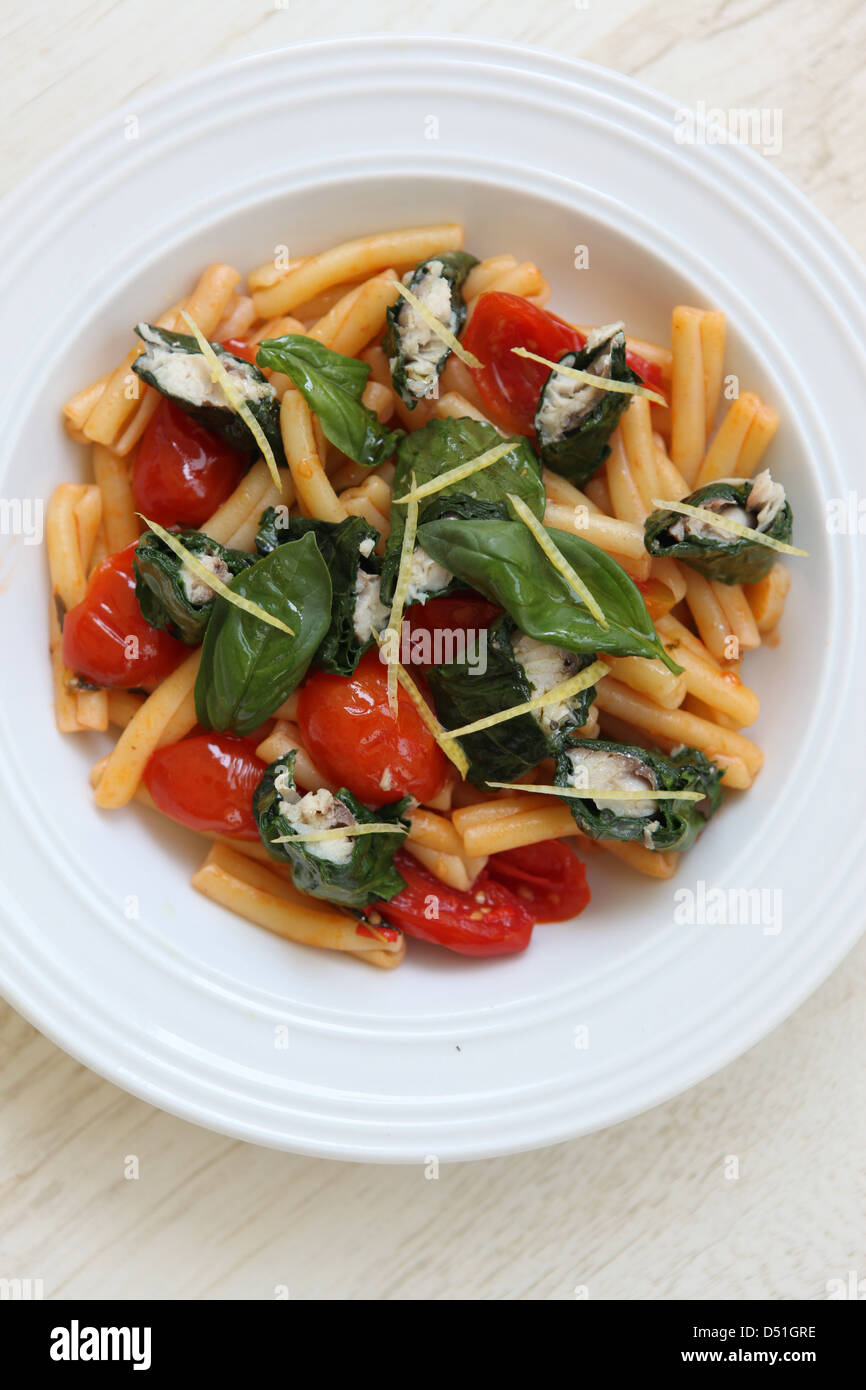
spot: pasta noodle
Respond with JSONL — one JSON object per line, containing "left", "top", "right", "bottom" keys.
{"left": 94, "top": 649, "right": 202, "bottom": 808}
{"left": 744, "top": 562, "right": 790, "bottom": 633}
{"left": 280, "top": 390, "right": 347, "bottom": 523}
{"left": 710, "top": 580, "right": 761, "bottom": 653}
{"left": 51, "top": 227, "right": 792, "bottom": 968}
{"left": 619, "top": 397, "right": 659, "bottom": 509}
{"left": 738, "top": 400, "right": 779, "bottom": 475}
{"left": 252, "top": 224, "right": 464, "bottom": 318}
{"left": 670, "top": 306, "right": 706, "bottom": 483}
{"left": 695, "top": 392, "right": 760, "bottom": 485}
{"left": 91, "top": 445, "right": 139, "bottom": 551}
{"left": 202, "top": 458, "right": 291, "bottom": 545}
{"left": 255, "top": 720, "right": 339, "bottom": 793}
{"left": 606, "top": 429, "right": 649, "bottom": 524}
{"left": 192, "top": 844, "right": 404, "bottom": 968}
{"left": 593, "top": 677, "right": 763, "bottom": 780}
{"left": 682, "top": 569, "right": 736, "bottom": 664}
{"left": 699, "top": 311, "right": 726, "bottom": 433}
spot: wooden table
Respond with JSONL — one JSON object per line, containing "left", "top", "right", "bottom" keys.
{"left": 1, "top": 0, "right": 863, "bottom": 1300}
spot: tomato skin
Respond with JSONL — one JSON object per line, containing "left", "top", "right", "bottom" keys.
{"left": 61, "top": 542, "right": 186, "bottom": 690}
{"left": 133, "top": 398, "right": 248, "bottom": 528}
{"left": 375, "top": 850, "right": 534, "bottom": 956}
{"left": 221, "top": 338, "right": 258, "bottom": 364}
{"left": 402, "top": 593, "right": 502, "bottom": 669}
{"left": 622, "top": 348, "right": 665, "bottom": 396}
{"left": 297, "top": 649, "right": 449, "bottom": 807}
{"left": 485, "top": 840, "right": 590, "bottom": 923}
{"left": 463, "top": 293, "right": 580, "bottom": 435}
{"left": 462, "top": 292, "right": 664, "bottom": 435}
{"left": 144, "top": 734, "right": 266, "bottom": 840}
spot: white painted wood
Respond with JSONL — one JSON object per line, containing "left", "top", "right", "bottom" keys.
{"left": 1, "top": 0, "right": 863, "bottom": 1300}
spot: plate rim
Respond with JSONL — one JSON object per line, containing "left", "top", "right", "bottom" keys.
{"left": 1, "top": 36, "right": 864, "bottom": 1161}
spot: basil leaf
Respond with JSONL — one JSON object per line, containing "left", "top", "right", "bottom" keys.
{"left": 255, "top": 510, "right": 382, "bottom": 675}
{"left": 555, "top": 739, "right": 724, "bottom": 851}
{"left": 194, "top": 533, "right": 332, "bottom": 735}
{"left": 133, "top": 529, "right": 255, "bottom": 644}
{"left": 381, "top": 417, "right": 545, "bottom": 603}
{"left": 255, "top": 334, "right": 402, "bottom": 468}
{"left": 132, "top": 324, "right": 285, "bottom": 464}
{"left": 645, "top": 478, "right": 793, "bottom": 585}
{"left": 426, "top": 615, "right": 597, "bottom": 787}
{"left": 416, "top": 517, "right": 680, "bottom": 672}
{"left": 254, "top": 751, "right": 409, "bottom": 907}
{"left": 385, "top": 251, "right": 479, "bottom": 407}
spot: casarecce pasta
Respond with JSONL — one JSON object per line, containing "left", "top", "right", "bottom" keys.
{"left": 52, "top": 224, "right": 803, "bottom": 966}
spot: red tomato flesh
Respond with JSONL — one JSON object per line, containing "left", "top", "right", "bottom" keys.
{"left": 297, "top": 649, "right": 449, "bottom": 808}
{"left": 402, "top": 593, "right": 502, "bottom": 669}
{"left": 133, "top": 398, "right": 248, "bottom": 529}
{"left": 485, "top": 840, "right": 591, "bottom": 923}
{"left": 61, "top": 542, "right": 186, "bottom": 690}
{"left": 376, "top": 850, "right": 534, "bottom": 956}
{"left": 221, "top": 338, "right": 258, "bottom": 364}
{"left": 144, "top": 733, "right": 266, "bottom": 840}
{"left": 462, "top": 292, "right": 665, "bottom": 436}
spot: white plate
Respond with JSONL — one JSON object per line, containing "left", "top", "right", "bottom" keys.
{"left": 0, "top": 39, "right": 864, "bottom": 1161}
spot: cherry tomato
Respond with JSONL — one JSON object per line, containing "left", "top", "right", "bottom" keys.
{"left": 221, "top": 338, "right": 258, "bottom": 364}
{"left": 462, "top": 292, "right": 664, "bottom": 435}
{"left": 462, "top": 293, "right": 582, "bottom": 435}
{"left": 133, "top": 398, "right": 248, "bottom": 528}
{"left": 622, "top": 348, "right": 665, "bottom": 396}
{"left": 485, "top": 840, "right": 590, "bottom": 923}
{"left": 375, "top": 850, "right": 534, "bottom": 956}
{"left": 61, "top": 542, "right": 186, "bottom": 690}
{"left": 402, "top": 593, "right": 502, "bottom": 669}
{"left": 144, "top": 733, "right": 266, "bottom": 840}
{"left": 297, "top": 649, "right": 449, "bottom": 807}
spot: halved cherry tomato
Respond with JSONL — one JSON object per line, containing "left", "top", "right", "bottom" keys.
{"left": 61, "top": 541, "right": 186, "bottom": 690}
{"left": 375, "top": 850, "right": 534, "bottom": 956}
{"left": 462, "top": 292, "right": 665, "bottom": 436}
{"left": 133, "top": 398, "right": 248, "bottom": 528}
{"left": 485, "top": 840, "right": 590, "bottom": 923}
{"left": 297, "top": 649, "right": 449, "bottom": 807}
{"left": 402, "top": 592, "right": 502, "bottom": 669}
{"left": 144, "top": 733, "right": 266, "bottom": 840}
{"left": 221, "top": 338, "right": 258, "bottom": 364}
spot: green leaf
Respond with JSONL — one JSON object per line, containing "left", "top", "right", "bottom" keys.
{"left": 255, "top": 511, "right": 382, "bottom": 675}
{"left": 381, "top": 417, "right": 545, "bottom": 603}
{"left": 132, "top": 323, "right": 286, "bottom": 465}
{"left": 554, "top": 739, "right": 724, "bottom": 851}
{"left": 385, "top": 251, "right": 479, "bottom": 407}
{"left": 253, "top": 751, "right": 409, "bottom": 907}
{"left": 416, "top": 516, "right": 680, "bottom": 671}
{"left": 644, "top": 479, "right": 794, "bottom": 585}
{"left": 194, "top": 533, "right": 332, "bottom": 735}
{"left": 536, "top": 328, "right": 638, "bottom": 486}
{"left": 255, "top": 334, "right": 402, "bottom": 468}
{"left": 133, "top": 529, "right": 255, "bottom": 644}
{"left": 426, "top": 616, "right": 597, "bottom": 787}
